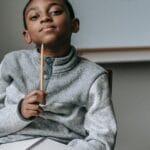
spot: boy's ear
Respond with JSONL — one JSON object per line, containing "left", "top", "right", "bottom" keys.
{"left": 71, "top": 18, "right": 80, "bottom": 33}
{"left": 23, "top": 30, "right": 32, "bottom": 44}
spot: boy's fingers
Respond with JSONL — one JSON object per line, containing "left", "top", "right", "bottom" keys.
{"left": 26, "top": 103, "right": 41, "bottom": 111}
{"left": 25, "top": 90, "right": 45, "bottom": 98}
{"left": 26, "top": 110, "right": 41, "bottom": 117}
{"left": 25, "top": 95, "right": 45, "bottom": 104}
{"left": 24, "top": 90, "right": 47, "bottom": 104}
{"left": 22, "top": 105, "right": 43, "bottom": 118}
{"left": 26, "top": 95, "right": 42, "bottom": 104}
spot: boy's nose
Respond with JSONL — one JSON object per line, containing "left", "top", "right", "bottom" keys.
{"left": 40, "top": 15, "right": 52, "bottom": 23}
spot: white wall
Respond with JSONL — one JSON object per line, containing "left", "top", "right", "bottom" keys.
{"left": 70, "top": 0, "right": 150, "bottom": 48}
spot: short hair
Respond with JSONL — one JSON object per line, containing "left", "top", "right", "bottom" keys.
{"left": 23, "top": 0, "right": 75, "bottom": 29}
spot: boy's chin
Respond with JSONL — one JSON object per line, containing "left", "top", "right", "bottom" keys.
{"left": 40, "top": 41, "right": 62, "bottom": 49}
{"left": 40, "top": 37, "right": 69, "bottom": 48}
{"left": 40, "top": 36, "right": 59, "bottom": 45}
{"left": 42, "top": 40, "right": 58, "bottom": 46}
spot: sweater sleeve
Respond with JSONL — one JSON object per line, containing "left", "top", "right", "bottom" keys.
{"left": 68, "top": 73, "right": 117, "bottom": 150}
{"left": 0, "top": 61, "right": 31, "bottom": 137}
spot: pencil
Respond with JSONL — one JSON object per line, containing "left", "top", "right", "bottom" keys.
{"left": 26, "top": 138, "right": 46, "bottom": 150}
{"left": 40, "top": 43, "right": 44, "bottom": 91}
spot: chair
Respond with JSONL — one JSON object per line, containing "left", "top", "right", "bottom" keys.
{"left": 107, "top": 69, "right": 112, "bottom": 98}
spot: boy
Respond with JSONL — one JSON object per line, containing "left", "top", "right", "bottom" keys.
{"left": 0, "top": 0, "right": 117, "bottom": 149}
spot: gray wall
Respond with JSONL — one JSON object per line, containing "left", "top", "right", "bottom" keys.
{"left": 0, "top": 0, "right": 33, "bottom": 60}
{"left": 102, "top": 62, "right": 150, "bottom": 150}
{"left": 0, "top": 0, "right": 150, "bottom": 150}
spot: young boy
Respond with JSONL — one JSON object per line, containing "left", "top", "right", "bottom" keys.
{"left": 0, "top": 0, "right": 117, "bottom": 149}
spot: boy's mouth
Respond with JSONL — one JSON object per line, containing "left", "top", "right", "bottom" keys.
{"left": 39, "top": 25, "right": 56, "bottom": 32}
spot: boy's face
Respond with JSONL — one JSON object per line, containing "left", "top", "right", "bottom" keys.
{"left": 23, "top": 0, "right": 78, "bottom": 48}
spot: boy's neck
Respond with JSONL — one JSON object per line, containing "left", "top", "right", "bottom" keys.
{"left": 38, "top": 44, "right": 71, "bottom": 58}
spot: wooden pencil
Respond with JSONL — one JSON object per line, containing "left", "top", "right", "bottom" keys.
{"left": 40, "top": 43, "right": 44, "bottom": 91}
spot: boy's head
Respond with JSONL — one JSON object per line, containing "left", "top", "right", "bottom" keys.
{"left": 23, "top": 0, "right": 75, "bottom": 29}
{"left": 22, "top": 0, "right": 79, "bottom": 48}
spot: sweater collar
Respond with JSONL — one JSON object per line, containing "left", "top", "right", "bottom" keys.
{"left": 32, "top": 46, "right": 79, "bottom": 74}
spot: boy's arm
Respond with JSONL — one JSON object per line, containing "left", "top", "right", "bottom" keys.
{"left": 0, "top": 64, "right": 32, "bottom": 137}
{"left": 0, "top": 103, "right": 32, "bottom": 137}
{"left": 68, "top": 73, "right": 117, "bottom": 150}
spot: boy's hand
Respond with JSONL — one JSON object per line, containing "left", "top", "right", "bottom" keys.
{"left": 20, "top": 90, "right": 47, "bottom": 119}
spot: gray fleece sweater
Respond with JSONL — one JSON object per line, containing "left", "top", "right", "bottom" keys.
{"left": 0, "top": 47, "right": 117, "bottom": 150}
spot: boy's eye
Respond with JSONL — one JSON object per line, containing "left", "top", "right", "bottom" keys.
{"left": 30, "top": 15, "right": 39, "bottom": 21}
{"left": 49, "top": 10, "right": 63, "bottom": 16}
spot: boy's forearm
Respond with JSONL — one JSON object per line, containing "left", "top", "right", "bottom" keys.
{"left": 68, "top": 139, "right": 110, "bottom": 150}
{"left": 68, "top": 74, "right": 117, "bottom": 150}
{"left": 0, "top": 104, "right": 31, "bottom": 137}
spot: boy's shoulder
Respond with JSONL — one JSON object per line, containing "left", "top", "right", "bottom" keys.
{"left": 4, "top": 49, "right": 33, "bottom": 58}
{"left": 79, "top": 56, "right": 106, "bottom": 74}
{"left": 2, "top": 49, "right": 34, "bottom": 62}
{"left": 1, "top": 49, "right": 34, "bottom": 68}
